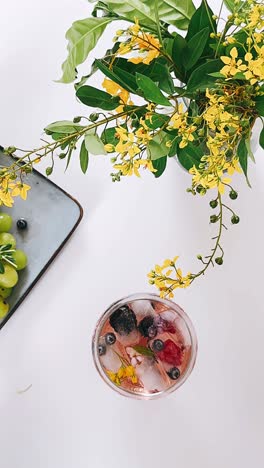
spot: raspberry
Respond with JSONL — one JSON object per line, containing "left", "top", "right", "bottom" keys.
{"left": 156, "top": 339, "right": 183, "bottom": 366}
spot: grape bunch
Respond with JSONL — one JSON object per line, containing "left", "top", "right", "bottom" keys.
{"left": 0, "top": 213, "right": 28, "bottom": 319}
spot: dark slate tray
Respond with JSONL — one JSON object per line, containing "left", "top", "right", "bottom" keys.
{"left": 0, "top": 147, "right": 83, "bottom": 329}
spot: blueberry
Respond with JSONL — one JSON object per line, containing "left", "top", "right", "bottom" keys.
{"left": 98, "top": 343, "right": 106, "bottom": 356}
{"left": 105, "top": 332, "right": 116, "bottom": 345}
{"left": 109, "top": 305, "right": 137, "bottom": 335}
{"left": 152, "top": 339, "right": 164, "bottom": 352}
{"left": 138, "top": 316, "right": 157, "bottom": 338}
{"left": 167, "top": 367, "right": 181, "bottom": 380}
{"left": 17, "top": 218, "right": 28, "bottom": 230}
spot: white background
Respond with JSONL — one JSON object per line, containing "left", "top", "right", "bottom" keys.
{"left": 0, "top": 1, "right": 264, "bottom": 467}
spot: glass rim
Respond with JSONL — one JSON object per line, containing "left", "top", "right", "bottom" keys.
{"left": 92, "top": 292, "right": 198, "bottom": 400}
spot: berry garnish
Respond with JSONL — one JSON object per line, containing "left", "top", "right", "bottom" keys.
{"left": 156, "top": 339, "right": 183, "bottom": 366}
{"left": 17, "top": 218, "right": 28, "bottom": 230}
{"left": 98, "top": 343, "right": 106, "bottom": 356}
{"left": 138, "top": 316, "right": 157, "bottom": 338}
{"left": 155, "top": 316, "right": 176, "bottom": 334}
{"left": 167, "top": 367, "right": 181, "bottom": 380}
{"left": 152, "top": 339, "right": 164, "bottom": 352}
{"left": 109, "top": 305, "right": 137, "bottom": 335}
{"left": 105, "top": 332, "right": 116, "bottom": 345}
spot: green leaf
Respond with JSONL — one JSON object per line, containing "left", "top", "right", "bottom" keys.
{"left": 0, "top": 262, "right": 4, "bottom": 274}
{"left": 136, "top": 73, "right": 171, "bottom": 106}
{"left": 187, "top": 59, "right": 222, "bottom": 93}
{"left": 245, "top": 137, "right": 255, "bottom": 163}
{"left": 254, "top": 96, "right": 264, "bottom": 116}
{"left": 76, "top": 85, "right": 120, "bottom": 110}
{"left": 186, "top": 0, "right": 216, "bottom": 41}
{"left": 184, "top": 27, "right": 209, "bottom": 71}
{"left": 177, "top": 143, "right": 203, "bottom": 171}
{"left": 237, "top": 138, "right": 250, "bottom": 185}
{"left": 95, "top": 59, "right": 137, "bottom": 94}
{"left": 101, "top": 127, "right": 118, "bottom": 149}
{"left": 145, "top": 113, "right": 170, "bottom": 130}
{"left": 152, "top": 156, "right": 167, "bottom": 178}
{"left": 156, "top": 0, "right": 195, "bottom": 30}
{"left": 133, "top": 345, "right": 154, "bottom": 357}
{"left": 79, "top": 140, "right": 89, "bottom": 174}
{"left": 260, "top": 126, "right": 264, "bottom": 150}
{"left": 59, "top": 17, "right": 113, "bottom": 83}
{"left": 223, "top": 0, "right": 236, "bottom": 12}
{"left": 85, "top": 131, "right": 106, "bottom": 155}
{"left": 147, "top": 131, "right": 174, "bottom": 160}
{"left": 45, "top": 121, "right": 84, "bottom": 134}
{"left": 172, "top": 33, "right": 187, "bottom": 80}
{"left": 101, "top": 0, "right": 195, "bottom": 30}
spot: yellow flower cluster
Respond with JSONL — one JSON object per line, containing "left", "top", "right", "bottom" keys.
{"left": 189, "top": 88, "right": 243, "bottom": 194}
{"left": 102, "top": 78, "right": 134, "bottom": 113}
{"left": 116, "top": 19, "right": 161, "bottom": 65}
{"left": 168, "top": 103, "right": 197, "bottom": 149}
{"left": 105, "top": 124, "right": 156, "bottom": 177}
{"left": 220, "top": 46, "right": 264, "bottom": 85}
{"left": 107, "top": 365, "right": 138, "bottom": 386}
{"left": 247, "top": 3, "right": 264, "bottom": 29}
{"left": 0, "top": 174, "right": 31, "bottom": 207}
{"left": 148, "top": 257, "right": 192, "bottom": 298}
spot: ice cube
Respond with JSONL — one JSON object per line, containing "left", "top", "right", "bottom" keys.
{"left": 136, "top": 358, "right": 167, "bottom": 392}
{"left": 117, "top": 329, "right": 140, "bottom": 347}
{"left": 129, "top": 300, "right": 155, "bottom": 319}
{"left": 99, "top": 343, "right": 120, "bottom": 373}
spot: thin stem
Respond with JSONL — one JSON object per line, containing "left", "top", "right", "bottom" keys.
{"left": 203, "top": 0, "right": 217, "bottom": 34}
{"left": 154, "top": 0, "right": 163, "bottom": 46}
{"left": 192, "top": 192, "right": 223, "bottom": 280}
{"left": 7, "top": 106, "right": 144, "bottom": 174}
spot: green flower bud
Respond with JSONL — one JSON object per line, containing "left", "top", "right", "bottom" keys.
{"left": 4, "top": 146, "right": 17, "bottom": 154}
{"left": 197, "top": 254, "right": 203, "bottom": 260}
{"left": 210, "top": 199, "right": 218, "bottom": 209}
{"left": 46, "top": 167, "right": 53, "bottom": 176}
{"left": 210, "top": 215, "right": 218, "bottom": 224}
{"left": 229, "top": 190, "right": 238, "bottom": 200}
{"left": 73, "top": 116, "right": 82, "bottom": 123}
{"left": 196, "top": 185, "right": 206, "bottom": 195}
{"left": 231, "top": 215, "right": 240, "bottom": 224}
{"left": 89, "top": 113, "right": 99, "bottom": 122}
{"left": 215, "top": 257, "right": 223, "bottom": 265}
{"left": 59, "top": 153, "right": 67, "bottom": 159}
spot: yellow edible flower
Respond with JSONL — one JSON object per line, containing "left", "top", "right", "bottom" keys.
{"left": 220, "top": 47, "right": 247, "bottom": 77}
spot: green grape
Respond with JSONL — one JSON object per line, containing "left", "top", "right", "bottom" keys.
{"left": 0, "top": 264, "right": 18, "bottom": 288}
{"left": 0, "top": 213, "right": 12, "bottom": 232}
{"left": 0, "top": 286, "right": 12, "bottom": 298}
{"left": 12, "top": 250, "right": 28, "bottom": 270}
{"left": 0, "top": 232, "right": 16, "bottom": 248}
{"left": 0, "top": 297, "right": 9, "bottom": 318}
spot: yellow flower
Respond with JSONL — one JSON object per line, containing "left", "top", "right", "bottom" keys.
{"left": 220, "top": 47, "right": 247, "bottom": 77}
{"left": 102, "top": 78, "right": 133, "bottom": 113}
{"left": 104, "top": 143, "right": 115, "bottom": 153}
{"left": 149, "top": 257, "right": 192, "bottom": 298}
{"left": 11, "top": 183, "right": 31, "bottom": 200}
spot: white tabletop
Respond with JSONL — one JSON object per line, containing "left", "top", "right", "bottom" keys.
{"left": 1, "top": 1, "right": 264, "bottom": 467}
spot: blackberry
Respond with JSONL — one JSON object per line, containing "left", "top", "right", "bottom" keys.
{"left": 167, "top": 367, "right": 181, "bottom": 380}
{"left": 109, "top": 305, "right": 137, "bottom": 335}
{"left": 138, "top": 316, "right": 157, "bottom": 338}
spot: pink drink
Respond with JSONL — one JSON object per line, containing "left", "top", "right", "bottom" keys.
{"left": 92, "top": 293, "right": 197, "bottom": 399}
